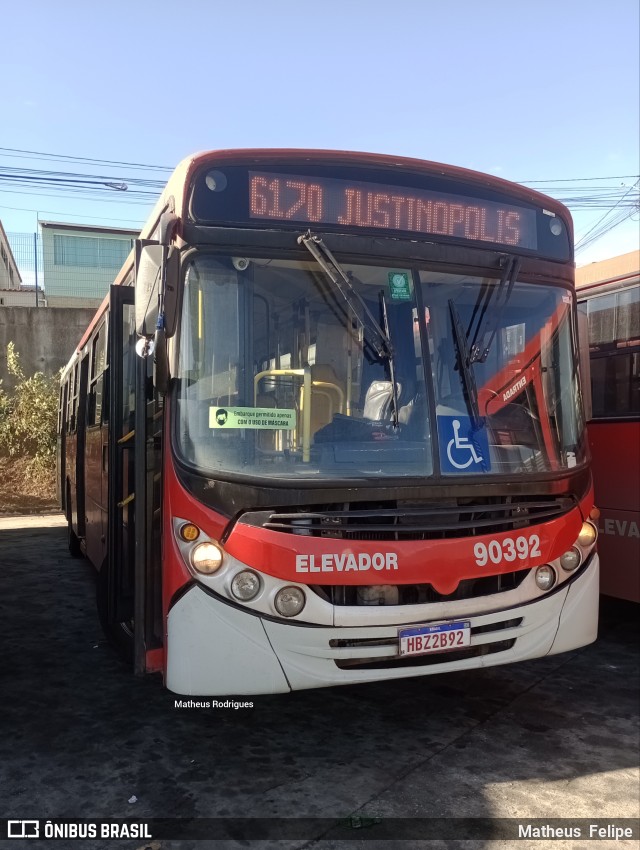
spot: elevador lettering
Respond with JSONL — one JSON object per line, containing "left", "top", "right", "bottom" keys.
{"left": 296, "top": 553, "right": 398, "bottom": 573}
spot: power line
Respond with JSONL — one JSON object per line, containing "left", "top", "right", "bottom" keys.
{"left": 0, "top": 204, "right": 145, "bottom": 225}
{"left": 0, "top": 187, "right": 154, "bottom": 206}
{"left": 0, "top": 172, "right": 129, "bottom": 191}
{"left": 515, "top": 175, "right": 638, "bottom": 183}
{"left": 0, "top": 146, "right": 172, "bottom": 172}
{"left": 1, "top": 145, "right": 637, "bottom": 253}
{"left": 575, "top": 181, "right": 640, "bottom": 254}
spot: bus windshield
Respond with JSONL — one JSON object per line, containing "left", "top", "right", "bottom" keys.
{"left": 175, "top": 255, "right": 586, "bottom": 480}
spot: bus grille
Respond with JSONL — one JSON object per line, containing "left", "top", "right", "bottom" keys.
{"left": 310, "top": 570, "right": 529, "bottom": 606}
{"left": 243, "top": 495, "right": 575, "bottom": 541}
{"left": 331, "top": 618, "right": 522, "bottom": 670}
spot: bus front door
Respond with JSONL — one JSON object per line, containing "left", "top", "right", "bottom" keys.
{"left": 103, "top": 283, "right": 163, "bottom": 674}
{"left": 103, "top": 284, "right": 137, "bottom": 661}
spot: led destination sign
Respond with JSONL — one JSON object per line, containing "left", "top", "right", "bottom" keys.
{"left": 249, "top": 171, "right": 538, "bottom": 250}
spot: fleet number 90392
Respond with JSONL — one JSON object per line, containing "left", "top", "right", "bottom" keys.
{"left": 474, "top": 534, "right": 541, "bottom": 567}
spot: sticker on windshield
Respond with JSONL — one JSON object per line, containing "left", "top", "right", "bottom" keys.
{"left": 501, "top": 323, "right": 525, "bottom": 357}
{"left": 438, "top": 415, "right": 491, "bottom": 474}
{"left": 209, "top": 407, "right": 296, "bottom": 430}
{"left": 388, "top": 272, "right": 412, "bottom": 301}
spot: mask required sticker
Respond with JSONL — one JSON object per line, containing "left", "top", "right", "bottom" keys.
{"left": 209, "top": 407, "right": 296, "bottom": 429}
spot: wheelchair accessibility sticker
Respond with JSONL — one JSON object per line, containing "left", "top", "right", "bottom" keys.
{"left": 438, "top": 415, "right": 491, "bottom": 473}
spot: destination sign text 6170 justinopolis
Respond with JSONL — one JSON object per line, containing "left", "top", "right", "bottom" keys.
{"left": 248, "top": 171, "right": 538, "bottom": 249}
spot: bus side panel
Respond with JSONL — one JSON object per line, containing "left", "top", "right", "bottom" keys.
{"left": 57, "top": 383, "right": 68, "bottom": 510}
{"left": 84, "top": 424, "right": 105, "bottom": 569}
{"left": 75, "top": 355, "right": 89, "bottom": 539}
{"left": 589, "top": 420, "right": 640, "bottom": 602}
{"left": 65, "top": 432, "right": 78, "bottom": 527}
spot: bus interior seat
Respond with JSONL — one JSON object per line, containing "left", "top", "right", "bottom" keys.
{"left": 363, "top": 380, "right": 408, "bottom": 421}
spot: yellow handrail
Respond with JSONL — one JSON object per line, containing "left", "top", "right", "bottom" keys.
{"left": 253, "top": 368, "right": 312, "bottom": 462}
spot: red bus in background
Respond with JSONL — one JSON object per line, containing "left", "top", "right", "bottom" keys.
{"left": 577, "top": 252, "right": 640, "bottom": 603}
{"left": 58, "top": 149, "right": 599, "bottom": 696}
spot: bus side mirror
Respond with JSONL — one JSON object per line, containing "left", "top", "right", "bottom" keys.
{"left": 135, "top": 241, "right": 165, "bottom": 338}
{"left": 163, "top": 248, "right": 180, "bottom": 338}
{"left": 135, "top": 241, "right": 180, "bottom": 340}
{"left": 577, "top": 303, "right": 592, "bottom": 422}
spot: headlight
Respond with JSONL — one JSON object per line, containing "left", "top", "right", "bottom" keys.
{"left": 274, "top": 586, "right": 306, "bottom": 617}
{"left": 535, "top": 565, "right": 557, "bottom": 591}
{"left": 577, "top": 521, "right": 597, "bottom": 548}
{"left": 231, "top": 570, "right": 261, "bottom": 601}
{"left": 190, "top": 541, "right": 224, "bottom": 574}
{"left": 560, "top": 547, "right": 582, "bottom": 572}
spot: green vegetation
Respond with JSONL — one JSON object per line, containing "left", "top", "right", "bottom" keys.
{"left": 0, "top": 343, "right": 59, "bottom": 511}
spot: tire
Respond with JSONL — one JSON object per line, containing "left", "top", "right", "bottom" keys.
{"left": 67, "top": 519, "right": 82, "bottom": 557}
{"left": 67, "top": 523, "right": 82, "bottom": 558}
{"left": 96, "top": 560, "right": 134, "bottom": 663}
{"left": 66, "top": 481, "right": 82, "bottom": 557}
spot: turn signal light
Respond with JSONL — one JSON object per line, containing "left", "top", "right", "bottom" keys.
{"left": 179, "top": 522, "right": 200, "bottom": 542}
{"left": 577, "top": 521, "right": 597, "bottom": 548}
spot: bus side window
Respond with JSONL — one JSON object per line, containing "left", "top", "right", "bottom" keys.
{"left": 88, "top": 325, "right": 106, "bottom": 426}
{"left": 57, "top": 385, "right": 64, "bottom": 434}
{"left": 102, "top": 319, "right": 109, "bottom": 424}
{"left": 69, "top": 363, "right": 79, "bottom": 433}
{"left": 59, "top": 380, "right": 69, "bottom": 434}
{"left": 587, "top": 286, "right": 640, "bottom": 418}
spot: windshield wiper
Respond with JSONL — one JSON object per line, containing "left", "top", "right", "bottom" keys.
{"left": 468, "top": 255, "right": 521, "bottom": 364}
{"left": 298, "top": 232, "right": 394, "bottom": 359}
{"left": 298, "top": 231, "right": 399, "bottom": 427}
{"left": 449, "top": 298, "right": 482, "bottom": 430}
{"left": 380, "top": 291, "right": 400, "bottom": 428}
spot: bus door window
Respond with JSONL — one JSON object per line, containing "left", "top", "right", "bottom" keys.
{"left": 118, "top": 302, "right": 137, "bottom": 598}
{"left": 178, "top": 259, "right": 244, "bottom": 467}
{"left": 539, "top": 304, "right": 583, "bottom": 466}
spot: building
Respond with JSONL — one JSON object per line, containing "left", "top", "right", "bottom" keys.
{"left": 576, "top": 250, "right": 639, "bottom": 291}
{"left": 40, "top": 221, "right": 139, "bottom": 308}
{"left": 0, "top": 219, "right": 23, "bottom": 293}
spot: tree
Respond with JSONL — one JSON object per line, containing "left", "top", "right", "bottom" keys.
{"left": 0, "top": 342, "right": 60, "bottom": 473}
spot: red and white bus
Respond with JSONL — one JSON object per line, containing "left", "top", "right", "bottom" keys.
{"left": 58, "top": 149, "right": 599, "bottom": 695}
{"left": 577, "top": 253, "right": 640, "bottom": 603}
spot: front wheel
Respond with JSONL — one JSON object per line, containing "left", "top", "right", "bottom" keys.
{"left": 67, "top": 520, "right": 82, "bottom": 557}
{"left": 66, "top": 481, "right": 82, "bottom": 557}
{"left": 96, "top": 560, "right": 134, "bottom": 663}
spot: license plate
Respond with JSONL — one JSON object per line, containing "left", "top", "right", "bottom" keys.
{"left": 398, "top": 621, "right": 471, "bottom": 657}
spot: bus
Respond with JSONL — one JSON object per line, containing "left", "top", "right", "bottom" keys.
{"left": 577, "top": 252, "right": 640, "bottom": 603}
{"left": 58, "top": 149, "right": 599, "bottom": 695}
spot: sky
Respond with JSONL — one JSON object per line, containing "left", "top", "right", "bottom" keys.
{"left": 1, "top": 0, "right": 638, "bottom": 268}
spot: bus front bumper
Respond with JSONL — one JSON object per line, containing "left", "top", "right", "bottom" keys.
{"left": 165, "top": 554, "right": 599, "bottom": 696}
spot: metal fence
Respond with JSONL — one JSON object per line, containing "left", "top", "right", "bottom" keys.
{"left": 6, "top": 230, "right": 137, "bottom": 308}
{"left": 6, "top": 232, "right": 43, "bottom": 305}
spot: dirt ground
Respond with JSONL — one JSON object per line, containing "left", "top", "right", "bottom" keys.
{"left": 0, "top": 455, "right": 58, "bottom": 514}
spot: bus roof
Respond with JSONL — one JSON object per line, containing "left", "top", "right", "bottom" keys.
{"left": 61, "top": 148, "right": 575, "bottom": 376}
{"left": 149, "top": 148, "right": 573, "bottom": 233}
